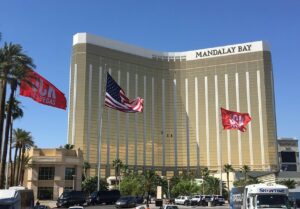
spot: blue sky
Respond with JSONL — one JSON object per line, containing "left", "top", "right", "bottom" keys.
{"left": 0, "top": 0, "right": 299, "bottom": 148}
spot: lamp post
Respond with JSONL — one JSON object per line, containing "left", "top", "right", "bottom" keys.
{"left": 72, "top": 175, "right": 76, "bottom": 190}
{"left": 167, "top": 179, "right": 170, "bottom": 199}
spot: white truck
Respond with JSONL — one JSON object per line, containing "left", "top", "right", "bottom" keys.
{"left": 230, "top": 183, "right": 290, "bottom": 209}
{"left": 0, "top": 186, "right": 34, "bottom": 209}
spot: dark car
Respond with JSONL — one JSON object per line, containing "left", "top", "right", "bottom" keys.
{"left": 87, "top": 190, "right": 121, "bottom": 205}
{"left": 56, "top": 191, "right": 86, "bottom": 207}
{"left": 115, "top": 196, "right": 137, "bottom": 208}
{"left": 135, "top": 196, "right": 144, "bottom": 204}
{"left": 34, "top": 206, "right": 50, "bottom": 209}
{"left": 212, "top": 195, "right": 225, "bottom": 206}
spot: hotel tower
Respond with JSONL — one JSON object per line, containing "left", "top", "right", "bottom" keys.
{"left": 68, "top": 33, "right": 278, "bottom": 177}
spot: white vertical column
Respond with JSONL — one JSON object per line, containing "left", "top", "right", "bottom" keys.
{"left": 246, "top": 72, "right": 254, "bottom": 166}
{"left": 87, "top": 64, "right": 93, "bottom": 160}
{"left": 143, "top": 76, "right": 147, "bottom": 167}
{"left": 134, "top": 73, "right": 138, "bottom": 167}
{"left": 195, "top": 77, "right": 200, "bottom": 169}
{"left": 71, "top": 64, "right": 78, "bottom": 145}
{"left": 205, "top": 76, "right": 210, "bottom": 167}
{"left": 225, "top": 74, "right": 231, "bottom": 164}
{"left": 126, "top": 72, "right": 130, "bottom": 164}
{"left": 235, "top": 72, "right": 242, "bottom": 166}
{"left": 116, "top": 70, "right": 120, "bottom": 159}
{"left": 151, "top": 77, "right": 155, "bottom": 168}
{"left": 257, "top": 70, "right": 265, "bottom": 167}
{"left": 97, "top": 66, "right": 103, "bottom": 182}
{"left": 162, "top": 79, "right": 166, "bottom": 168}
{"left": 67, "top": 65, "right": 72, "bottom": 144}
{"left": 173, "top": 79, "right": 178, "bottom": 170}
{"left": 215, "top": 75, "right": 220, "bottom": 167}
{"left": 185, "top": 78, "right": 190, "bottom": 171}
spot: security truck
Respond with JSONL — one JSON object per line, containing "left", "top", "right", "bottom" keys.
{"left": 230, "top": 183, "right": 290, "bottom": 209}
{"left": 0, "top": 186, "right": 34, "bottom": 209}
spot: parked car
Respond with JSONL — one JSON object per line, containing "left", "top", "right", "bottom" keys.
{"left": 162, "top": 205, "right": 179, "bottom": 209}
{"left": 174, "top": 195, "right": 191, "bottom": 205}
{"left": 201, "top": 195, "right": 212, "bottom": 206}
{"left": 87, "top": 190, "right": 121, "bottom": 205}
{"left": 211, "top": 195, "right": 225, "bottom": 206}
{"left": 68, "top": 206, "right": 84, "bottom": 209}
{"left": 34, "top": 205, "right": 50, "bottom": 209}
{"left": 115, "top": 196, "right": 137, "bottom": 208}
{"left": 135, "top": 196, "right": 145, "bottom": 204}
{"left": 191, "top": 194, "right": 202, "bottom": 206}
{"left": 56, "top": 191, "right": 86, "bottom": 207}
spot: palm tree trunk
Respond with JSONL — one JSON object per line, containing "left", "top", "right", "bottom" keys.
{"left": 11, "top": 146, "right": 18, "bottom": 186}
{"left": 0, "top": 86, "right": 14, "bottom": 188}
{"left": 0, "top": 81, "right": 7, "bottom": 162}
{"left": 8, "top": 118, "right": 13, "bottom": 186}
{"left": 16, "top": 147, "right": 22, "bottom": 185}
{"left": 227, "top": 172, "right": 230, "bottom": 203}
{"left": 19, "top": 147, "right": 25, "bottom": 185}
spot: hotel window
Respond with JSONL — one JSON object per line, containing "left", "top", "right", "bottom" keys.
{"left": 38, "top": 167, "right": 54, "bottom": 180}
{"left": 65, "top": 167, "right": 76, "bottom": 180}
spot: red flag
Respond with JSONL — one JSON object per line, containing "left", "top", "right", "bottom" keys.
{"left": 20, "top": 70, "right": 67, "bottom": 110}
{"left": 221, "top": 108, "right": 251, "bottom": 132}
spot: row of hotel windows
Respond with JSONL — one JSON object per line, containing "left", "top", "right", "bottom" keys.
{"left": 38, "top": 167, "right": 76, "bottom": 180}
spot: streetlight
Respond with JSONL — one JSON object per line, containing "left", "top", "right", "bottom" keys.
{"left": 72, "top": 175, "right": 76, "bottom": 190}
{"left": 167, "top": 179, "right": 170, "bottom": 199}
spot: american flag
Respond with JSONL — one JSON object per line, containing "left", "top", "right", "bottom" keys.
{"left": 105, "top": 72, "right": 144, "bottom": 113}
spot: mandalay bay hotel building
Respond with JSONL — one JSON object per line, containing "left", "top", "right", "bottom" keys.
{"left": 68, "top": 33, "right": 278, "bottom": 177}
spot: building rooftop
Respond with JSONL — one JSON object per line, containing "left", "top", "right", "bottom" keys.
{"left": 73, "top": 33, "right": 269, "bottom": 61}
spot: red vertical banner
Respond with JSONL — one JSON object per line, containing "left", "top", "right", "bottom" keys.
{"left": 221, "top": 107, "right": 251, "bottom": 132}
{"left": 20, "top": 69, "right": 67, "bottom": 110}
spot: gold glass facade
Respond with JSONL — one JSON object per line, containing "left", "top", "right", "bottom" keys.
{"left": 68, "top": 33, "right": 278, "bottom": 177}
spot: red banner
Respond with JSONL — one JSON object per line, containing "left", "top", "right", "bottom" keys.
{"left": 20, "top": 70, "right": 67, "bottom": 110}
{"left": 221, "top": 108, "right": 251, "bottom": 132}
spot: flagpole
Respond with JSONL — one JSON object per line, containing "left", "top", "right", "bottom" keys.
{"left": 97, "top": 64, "right": 107, "bottom": 191}
{"left": 219, "top": 108, "right": 223, "bottom": 196}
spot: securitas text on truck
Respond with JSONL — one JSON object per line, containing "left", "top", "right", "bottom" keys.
{"left": 230, "top": 183, "right": 290, "bottom": 209}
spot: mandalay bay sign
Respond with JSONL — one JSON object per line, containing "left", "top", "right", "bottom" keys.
{"left": 195, "top": 44, "right": 253, "bottom": 58}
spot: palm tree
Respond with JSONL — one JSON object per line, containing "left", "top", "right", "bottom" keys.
{"left": 112, "top": 158, "right": 123, "bottom": 189}
{"left": 83, "top": 161, "right": 91, "bottom": 179}
{"left": 12, "top": 128, "right": 34, "bottom": 185}
{"left": 64, "top": 144, "right": 74, "bottom": 150}
{"left": 19, "top": 154, "right": 32, "bottom": 185}
{"left": 277, "top": 179, "right": 297, "bottom": 189}
{"left": 241, "top": 165, "right": 251, "bottom": 181}
{"left": 0, "top": 42, "right": 35, "bottom": 188}
{"left": 223, "top": 164, "right": 234, "bottom": 201}
{"left": 5, "top": 99, "right": 23, "bottom": 186}
{"left": 143, "top": 170, "right": 158, "bottom": 206}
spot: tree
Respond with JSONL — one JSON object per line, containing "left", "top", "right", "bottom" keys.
{"left": 142, "top": 170, "right": 161, "bottom": 205}
{"left": 83, "top": 161, "right": 91, "bottom": 179}
{"left": 12, "top": 128, "right": 34, "bottom": 185}
{"left": 120, "top": 173, "right": 144, "bottom": 196}
{"left": 0, "top": 42, "right": 35, "bottom": 188}
{"left": 277, "top": 179, "right": 297, "bottom": 189}
{"left": 5, "top": 99, "right": 23, "bottom": 186}
{"left": 171, "top": 179, "right": 200, "bottom": 197}
{"left": 64, "top": 144, "right": 74, "bottom": 150}
{"left": 112, "top": 158, "right": 123, "bottom": 189}
{"left": 223, "top": 164, "right": 234, "bottom": 201}
{"left": 241, "top": 165, "right": 251, "bottom": 181}
{"left": 19, "top": 154, "right": 32, "bottom": 184}
{"left": 82, "top": 176, "right": 108, "bottom": 194}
